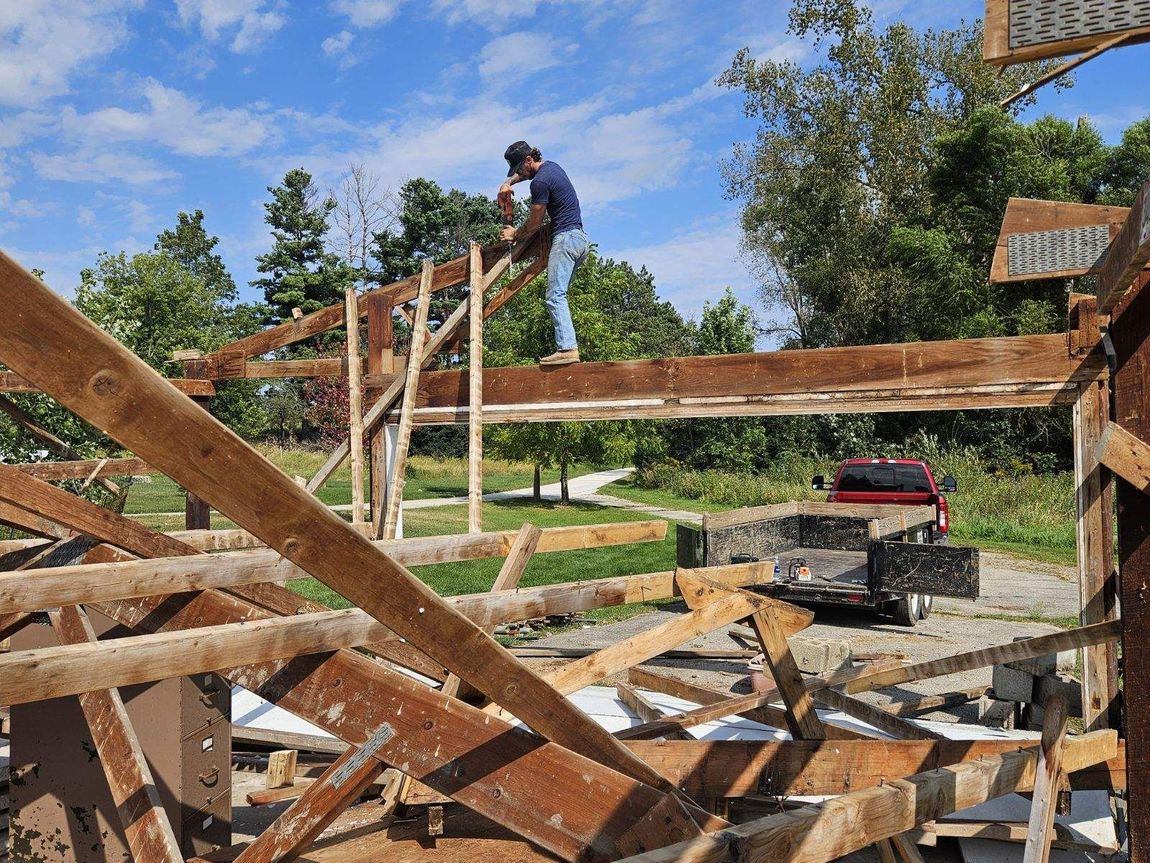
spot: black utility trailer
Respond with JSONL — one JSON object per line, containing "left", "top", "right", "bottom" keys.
{"left": 676, "top": 501, "right": 979, "bottom": 626}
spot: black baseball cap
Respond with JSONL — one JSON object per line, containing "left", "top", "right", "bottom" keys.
{"left": 504, "top": 140, "right": 532, "bottom": 177}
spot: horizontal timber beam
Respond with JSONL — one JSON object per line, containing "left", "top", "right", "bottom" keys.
{"left": 0, "top": 371, "right": 213, "bottom": 397}
{"left": 617, "top": 730, "right": 1117, "bottom": 863}
{"left": 0, "top": 523, "right": 688, "bottom": 615}
{"left": 8, "top": 456, "right": 155, "bottom": 481}
{"left": 395, "top": 334, "right": 1100, "bottom": 424}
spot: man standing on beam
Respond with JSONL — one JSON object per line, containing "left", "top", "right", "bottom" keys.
{"left": 499, "top": 140, "right": 588, "bottom": 366}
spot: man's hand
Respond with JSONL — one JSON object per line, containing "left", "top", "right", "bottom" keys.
{"left": 500, "top": 226, "right": 516, "bottom": 242}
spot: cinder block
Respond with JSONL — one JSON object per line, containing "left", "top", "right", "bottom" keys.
{"left": 1005, "top": 637, "right": 1056, "bottom": 676}
{"left": 787, "top": 636, "right": 852, "bottom": 674}
{"left": 978, "top": 695, "right": 1015, "bottom": 729}
{"left": 992, "top": 664, "right": 1036, "bottom": 703}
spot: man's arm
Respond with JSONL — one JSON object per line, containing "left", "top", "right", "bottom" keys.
{"left": 502, "top": 202, "right": 546, "bottom": 243}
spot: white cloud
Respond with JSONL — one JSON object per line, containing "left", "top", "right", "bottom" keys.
{"left": 0, "top": 1, "right": 140, "bottom": 108}
{"left": 125, "top": 199, "right": 153, "bottom": 235}
{"left": 78, "top": 207, "right": 97, "bottom": 227}
{"left": 330, "top": 0, "right": 404, "bottom": 27}
{"left": 322, "top": 30, "right": 354, "bottom": 56}
{"left": 62, "top": 79, "right": 273, "bottom": 157}
{"left": 31, "top": 151, "right": 178, "bottom": 185}
{"left": 0, "top": 111, "right": 54, "bottom": 149}
{"left": 478, "top": 31, "right": 574, "bottom": 86}
{"left": 603, "top": 216, "right": 757, "bottom": 323}
{"left": 175, "top": 0, "right": 285, "bottom": 52}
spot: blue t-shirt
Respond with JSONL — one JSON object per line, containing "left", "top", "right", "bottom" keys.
{"left": 530, "top": 161, "right": 583, "bottom": 236}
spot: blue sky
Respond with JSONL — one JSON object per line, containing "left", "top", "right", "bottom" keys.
{"left": 0, "top": 0, "right": 1146, "bottom": 334}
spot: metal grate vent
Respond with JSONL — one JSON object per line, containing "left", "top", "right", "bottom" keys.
{"left": 1007, "top": 225, "right": 1111, "bottom": 277}
{"left": 1009, "top": 0, "right": 1150, "bottom": 48}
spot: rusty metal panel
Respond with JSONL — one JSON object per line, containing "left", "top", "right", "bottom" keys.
{"left": 1010, "top": 0, "right": 1150, "bottom": 48}
{"left": 1008, "top": 225, "right": 1110, "bottom": 277}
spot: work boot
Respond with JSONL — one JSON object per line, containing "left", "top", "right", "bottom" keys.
{"left": 540, "top": 349, "right": 580, "bottom": 366}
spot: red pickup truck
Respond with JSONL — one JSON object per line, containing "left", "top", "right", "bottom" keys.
{"left": 812, "top": 458, "right": 958, "bottom": 623}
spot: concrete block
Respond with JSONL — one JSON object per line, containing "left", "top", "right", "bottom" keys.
{"left": 992, "top": 664, "right": 1036, "bottom": 703}
{"left": 787, "top": 635, "right": 852, "bottom": 674}
{"left": 1022, "top": 702, "right": 1045, "bottom": 731}
{"left": 1034, "top": 672, "right": 1084, "bottom": 715}
{"left": 978, "top": 695, "right": 1015, "bottom": 729}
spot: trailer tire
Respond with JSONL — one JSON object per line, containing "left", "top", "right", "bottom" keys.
{"left": 919, "top": 594, "right": 933, "bottom": 619}
{"left": 890, "top": 593, "right": 920, "bottom": 627}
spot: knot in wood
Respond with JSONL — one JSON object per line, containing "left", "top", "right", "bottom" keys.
{"left": 283, "top": 538, "right": 302, "bottom": 557}
{"left": 90, "top": 369, "right": 122, "bottom": 397}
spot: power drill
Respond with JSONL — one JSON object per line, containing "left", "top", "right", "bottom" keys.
{"left": 497, "top": 188, "right": 515, "bottom": 235}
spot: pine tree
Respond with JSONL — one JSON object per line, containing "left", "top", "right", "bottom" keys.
{"left": 253, "top": 168, "right": 353, "bottom": 322}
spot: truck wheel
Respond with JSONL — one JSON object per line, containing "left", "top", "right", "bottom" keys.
{"left": 890, "top": 593, "right": 920, "bottom": 627}
{"left": 919, "top": 594, "right": 933, "bottom": 619}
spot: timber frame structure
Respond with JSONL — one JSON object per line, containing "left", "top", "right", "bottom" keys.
{"left": 0, "top": 28, "right": 1149, "bottom": 863}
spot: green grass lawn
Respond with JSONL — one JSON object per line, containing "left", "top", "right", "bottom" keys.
{"left": 285, "top": 499, "right": 682, "bottom": 623}
{"left": 124, "top": 449, "right": 606, "bottom": 514}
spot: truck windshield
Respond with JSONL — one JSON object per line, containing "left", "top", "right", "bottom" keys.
{"left": 836, "top": 464, "right": 931, "bottom": 493}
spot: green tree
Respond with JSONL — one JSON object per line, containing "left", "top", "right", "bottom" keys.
{"left": 253, "top": 168, "right": 353, "bottom": 322}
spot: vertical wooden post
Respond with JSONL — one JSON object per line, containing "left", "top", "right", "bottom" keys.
{"left": 365, "top": 294, "right": 394, "bottom": 538}
{"left": 468, "top": 241, "right": 484, "bottom": 533}
{"left": 345, "top": 289, "right": 366, "bottom": 525}
{"left": 1110, "top": 282, "right": 1150, "bottom": 863}
{"left": 383, "top": 261, "right": 434, "bottom": 540}
{"left": 185, "top": 395, "right": 212, "bottom": 529}
{"left": 1073, "top": 379, "right": 1118, "bottom": 730}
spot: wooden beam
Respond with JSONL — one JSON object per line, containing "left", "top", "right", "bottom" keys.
{"left": 0, "top": 252, "right": 704, "bottom": 816}
{"left": 1075, "top": 377, "right": 1119, "bottom": 731}
{"left": 1000, "top": 34, "right": 1132, "bottom": 108}
{"left": 307, "top": 237, "right": 529, "bottom": 493}
{"left": 982, "top": 0, "right": 1150, "bottom": 68}
{"left": 202, "top": 231, "right": 542, "bottom": 364}
{"left": 444, "top": 522, "right": 542, "bottom": 701}
{"left": 746, "top": 606, "right": 825, "bottom": 739}
{"left": 468, "top": 242, "right": 484, "bottom": 533}
{"left": 366, "top": 293, "right": 392, "bottom": 534}
{"left": 623, "top": 737, "right": 1123, "bottom": 799}
{"left": 616, "top": 683, "right": 691, "bottom": 739}
{"left": 1098, "top": 176, "right": 1150, "bottom": 314}
{"left": 919, "top": 820, "right": 1117, "bottom": 853}
{"left": 382, "top": 260, "right": 433, "bottom": 540}
{"left": 47, "top": 604, "right": 183, "bottom": 863}
{"left": 345, "top": 289, "right": 366, "bottom": 525}
{"left": 1023, "top": 692, "right": 1070, "bottom": 863}
{"left": 871, "top": 687, "right": 989, "bottom": 718}
{"left": 0, "top": 393, "right": 124, "bottom": 498}
{"left": 1097, "top": 420, "right": 1150, "bottom": 491}
{"left": 613, "top": 731, "right": 1117, "bottom": 863}
{"left": 810, "top": 688, "right": 942, "bottom": 741}
{"left": 8, "top": 456, "right": 153, "bottom": 481}
{"left": 624, "top": 666, "right": 870, "bottom": 741}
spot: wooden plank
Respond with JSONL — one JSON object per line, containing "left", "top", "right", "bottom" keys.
{"left": 617, "top": 689, "right": 810, "bottom": 741}
{"left": 232, "top": 726, "right": 347, "bottom": 755}
{"left": 410, "top": 334, "right": 1098, "bottom": 417}
{"left": 613, "top": 731, "right": 1117, "bottom": 863}
{"left": 835, "top": 621, "right": 1120, "bottom": 695}
{"left": 267, "top": 749, "right": 298, "bottom": 789}
{"left": 1023, "top": 692, "right": 1070, "bottom": 863}
{"left": 1108, "top": 270, "right": 1150, "bottom": 863}
{"left": 1099, "top": 176, "right": 1150, "bottom": 314}
{"left": 243, "top": 358, "right": 346, "bottom": 378}
{"left": 921, "top": 820, "right": 1118, "bottom": 852}
{"left": 47, "top": 604, "right": 183, "bottom": 863}
{"left": 1097, "top": 420, "right": 1150, "bottom": 490}
{"left": 1075, "top": 377, "right": 1119, "bottom": 731}
{"left": 0, "top": 498, "right": 710, "bottom": 862}
{"left": 445, "top": 522, "right": 542, "bottom": 702}
{"left": 872, "top": 687, "right": 989, "bottom": 718}
{"left": 876, "top": 839, "right": 898, "bottom": 863}
{"left": 346, "top": 289, "right": 366, "bottom": 525}
{"left": 624, "top": 737, "right": 1123, "bottom": 799}
{"left": 616, "top": 683, "right": 691, "bottom": 739}
{"left": 203, "top": 232, "right": 541, "bottom": 364}
{"left": 307, "top": 247, "right": 510, "bottom": 493}
{"left": 1000, "top": 33, "right": 1132, "bottom": 108}
{"left": 382, "top": 260, "right": 433, "bottom": 539}
{"left": 468, "top": 242, "right": 484, "bottom": 533}
{"left": 8, "top": 457, "right": 152, "bottom": 481}
{"left": 625, "top": 666, "right": 870, "bottom": 741}
{"left": 982, "top": 2, "right": 1150, "bottom": 67}
{"left": 366, "top": 293, "right": 392, "bottom": 534}
{"left": 811, "top": 688, "right": 942, "bottom": 741}
{"left": 0, "top": 394, "right": 124, "bottom": 498}
{"left": 0, "top": 252, "right": 705, "bottom": 817}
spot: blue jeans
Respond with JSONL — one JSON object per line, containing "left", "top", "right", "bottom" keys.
{"left": 546, "top": 228, "right": 588, "bottom": 351}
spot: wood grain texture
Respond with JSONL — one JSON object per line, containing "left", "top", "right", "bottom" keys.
{"left": 1022, "top": 693, "right": 1070, "bottom": 863}
{"left": 1097, "top": 420, "right": 1150, "bottom": 491}
{"left": 382, "top": 261, "right": 433, "bottom": 539}
{"left": 7, "top": 456, "right": 153, "bottom": 480}
{"left": 48, "top": 604, "right": 184, "bottom": 863}
{"left": 613, "top": 731, "right": 1116, "bottom": 863}
{"left": 1099, "top": 177, "right": 1150, "bottom": 313}
{"left": 0, "top": 249, "right": 703, "bottom": 830}
{"left": 990, "top": 198, "right": 1130, "bottom": 284}
{"left": 468, "top": 242, "right": 484, "bottom": 533}
{"left": 345, "top": 289, "right": 366, "bottom": 525}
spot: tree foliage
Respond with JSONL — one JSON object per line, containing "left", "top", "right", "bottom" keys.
{"left": 253, "top": 168, "right": 353, "bottom": 322}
